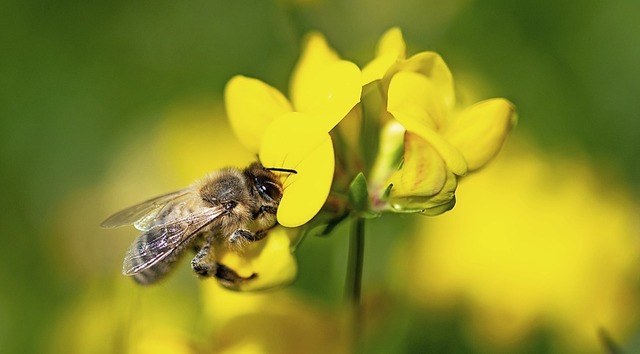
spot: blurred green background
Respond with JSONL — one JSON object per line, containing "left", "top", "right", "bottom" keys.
{"left": 2, "top": 0, "right": 640, "bottom": 353}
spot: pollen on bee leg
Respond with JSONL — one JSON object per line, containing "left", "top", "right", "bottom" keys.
{"left": 191, "top": 244, "right": 215, "bottom": 276}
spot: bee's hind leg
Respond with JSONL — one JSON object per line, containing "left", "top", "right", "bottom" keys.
{"left": 214, "top": 263, "right": 257, "bottom": 287}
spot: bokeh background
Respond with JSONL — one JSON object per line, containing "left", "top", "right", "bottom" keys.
{"left": 2, "top": 0, "right": 640, "bottom": 353}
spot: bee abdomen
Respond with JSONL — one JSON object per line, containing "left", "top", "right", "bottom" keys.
{"left": 125, "top": 232, "right": 186, "bottom": 285}
{"left": 132, "top": 263, "right": 173, "bottom": 285}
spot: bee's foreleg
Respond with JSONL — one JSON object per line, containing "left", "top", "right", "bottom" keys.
{"left": 252, "top": 205, "right": 277, "bottom": 218}
{"left": 191, "top": 242, "right": 216, "bottom": 277}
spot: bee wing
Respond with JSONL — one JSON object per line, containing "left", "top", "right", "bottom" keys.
{"left": 122, "top": 206, "right": 225, "bottom": 275}
{"left": 101, "top": 189, "right": 192, "bottom": 231}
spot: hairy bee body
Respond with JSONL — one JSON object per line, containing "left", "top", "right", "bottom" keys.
{"left": 101, "top": 162, "right": 286, "bottom": 285}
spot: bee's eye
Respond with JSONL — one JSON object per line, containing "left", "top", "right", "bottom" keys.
{"left": 257, "top": 179, "right": 282, "bottom": 201}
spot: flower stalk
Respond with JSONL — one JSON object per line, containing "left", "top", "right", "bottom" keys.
{"left": 346, "top": 216, "right": 366, "bottom": 348}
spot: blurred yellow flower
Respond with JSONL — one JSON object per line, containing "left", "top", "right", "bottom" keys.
{"left": 365, "top": 28, "right": 517, "bottom": 215}
{"left": 201, "top": 281, "right": 349, "bottom": 354}
{"left": 48, "top": 271, "right": 350, "bottom": 354}
{"left": 47, "top": 282, "right": 199, "bottom": 354}
{"left": 225, "top": 33, "right": 361, "bottom": 227}
{"left": 399, "top": 140, "right": 640, "bottom": 352}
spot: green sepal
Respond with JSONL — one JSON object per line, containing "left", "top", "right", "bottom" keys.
{"left": 348, "top": 173, "right": 379, "bottom": 218}
{"left": 349, "top": 172, "right": 370, "bottom": 212}
{"left": 381, "top": 183, "right": 394, "bottom": 201}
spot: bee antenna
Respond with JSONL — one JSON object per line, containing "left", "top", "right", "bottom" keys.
{"left": 266, "top": 167, "right": 298, "bottom": 174}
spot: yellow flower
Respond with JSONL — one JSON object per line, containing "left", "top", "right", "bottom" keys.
{"left": 225, "top": 33, "right": 361, "bottom": 227}
{"left": 366, "top": 28, "right": 517, "bottom": 214}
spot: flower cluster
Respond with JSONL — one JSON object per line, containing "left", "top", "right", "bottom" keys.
{"left": 221, "top": 27, "right": 516, "bottom": 290}
{"left": 365, "top": 28, "right": 517, "bottom": 215}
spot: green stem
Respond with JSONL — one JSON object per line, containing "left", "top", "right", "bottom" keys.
{"left": 346, "top": 216, "right": 365, "bottom": 349}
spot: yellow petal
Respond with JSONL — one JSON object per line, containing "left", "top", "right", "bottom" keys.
{"left": 259, "top": 113, "right": 335, "bottom": 227}
{"left": 225, "top": 75, "right": 293, "bottom": 153}
{"left": 386, "top": 132, "right": 447, "bottom": 198}
{"left": 291, "top": 60, "right": 362, "bottom": 131}
{"left": 292, "top": 32, "right": 340, "bottom": 82}
{"left": 376, "top": 27, "right": 407, "bottom": 59}
{"left": 290, "top": 32, "right": 339, "bottom": 109}
{"left": 389, "top": 169, "right": 458, "bottom": 215}
{"left": 387, "top": 73, "right": 468, "bottom": 176}
{"left": 383, "top": 51, "right": 455, "bottom": 113}
{"left": 445, "top": 98, "right": 517, "bottom": 171}
{"left": 214, "top": 226, "right": 301, "bottom": 291}
{"left": 276, "top": 137, "right": 334, "bottom": 227}
{"left": 288, "top": 33, "right": 361, "bottom": 131}
{"left": 392, "top": 112, "right": 468, "bottom": 176}
{"left": 361, "top": 27, "right": 407, "bottom": 85}
{"left": 420, "top": 169, "right": 457, "bottom": 214}
{"left": 387, "top": 71, "right": 447, "bottom": 128}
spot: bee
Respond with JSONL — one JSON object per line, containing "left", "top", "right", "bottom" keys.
{"left": 101, "top": 162, "right": 295, "bottom": 285}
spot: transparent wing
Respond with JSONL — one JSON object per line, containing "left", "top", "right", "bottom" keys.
{"left": 100, "top": 189, "right": 192, "bottom": 230}
{"left": 122, "top": 206, "right": 225, "bottom": 275}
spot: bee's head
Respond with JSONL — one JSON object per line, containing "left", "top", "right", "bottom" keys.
{"left": 244, "top": 162, "right": 286, "bottom": 204}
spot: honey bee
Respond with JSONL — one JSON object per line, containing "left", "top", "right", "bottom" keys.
{"left": 101, "top": 162, "right": 294, "bottom": 285}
